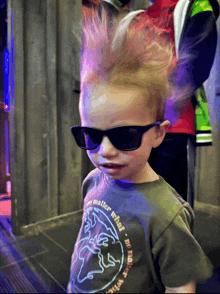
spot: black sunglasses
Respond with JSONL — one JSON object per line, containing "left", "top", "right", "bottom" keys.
{"left": 71, "top": 121, "right": 162, "bottom": 151}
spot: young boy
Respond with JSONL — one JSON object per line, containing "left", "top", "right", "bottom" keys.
{"left": 68, "top": 8, "right": 213, "bottom": 293}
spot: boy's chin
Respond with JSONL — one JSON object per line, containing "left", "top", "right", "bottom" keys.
{"left": 101, "top": 170, "right": 134, "bottom": 183}
{"left": 100, "top": 169, "right": 127, "bottom": 180}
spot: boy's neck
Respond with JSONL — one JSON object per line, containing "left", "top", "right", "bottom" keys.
{"left": 131, "top": 162, "right": 159, "bottom": 183}
{"left": 141, "top": 163, "right": 160, "bottom": 183}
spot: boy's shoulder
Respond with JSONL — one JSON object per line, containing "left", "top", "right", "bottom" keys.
{"left": 154, "top": 176, "right": 189, "bottom": 206}
{"left": 145, "top": 176, "right": 194, "bottom": 236}
{"left": 81, "top": 168, "right": 103, "bottom": 199}
{"left": 146, "top": 176, "right": 191, "bottom": 210}
{"left": 83, "top": 167, "right": 101, "bottom": 183}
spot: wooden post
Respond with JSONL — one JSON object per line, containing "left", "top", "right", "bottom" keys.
{"left": 8, "top": 0, "right": 82, "bottom": 235}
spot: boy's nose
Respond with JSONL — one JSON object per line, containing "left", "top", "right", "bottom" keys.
{"left": 99, "top": 136, "right": 118, "bottom": 157}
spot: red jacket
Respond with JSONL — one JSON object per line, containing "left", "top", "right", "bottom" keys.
{"left": 136, "top": 0, "right": 195, "bottom": 134}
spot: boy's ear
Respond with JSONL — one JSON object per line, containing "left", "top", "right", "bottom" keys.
{"left": 152, "top": 120, "right": 171, "bottom": 148}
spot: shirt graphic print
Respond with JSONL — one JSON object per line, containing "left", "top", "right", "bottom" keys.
{"left": 69, "top": 198, "right": 135, "bottom": 293}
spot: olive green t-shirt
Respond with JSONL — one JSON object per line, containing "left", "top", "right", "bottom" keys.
{"left": 68, "top": 168, "right": 213, "bottom": 293}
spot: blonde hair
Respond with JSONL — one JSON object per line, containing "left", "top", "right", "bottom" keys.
{"left": 80, "top": 7, "right": 191, "bottom": 122}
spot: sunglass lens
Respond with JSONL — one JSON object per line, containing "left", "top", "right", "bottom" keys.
{"left": 83, "top": 129, "right": 100, "bottom": 149}
{"left": 73, "top": 128, "right": 101, "bottom": 150}
{"left": 111, "top": 127, "right": 142, "bottom": 151}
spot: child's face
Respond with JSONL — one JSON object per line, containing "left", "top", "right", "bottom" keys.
{"left": 79, "top": 84, "right": 170, "bottom": 183}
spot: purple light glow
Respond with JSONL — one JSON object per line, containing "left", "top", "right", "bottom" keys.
{"left": 4, "top": 120, "right": 9, "bottom": 176}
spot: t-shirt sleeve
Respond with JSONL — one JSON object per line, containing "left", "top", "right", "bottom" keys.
{"left": 152, "top": 205, "right": 213, "bottom": 288}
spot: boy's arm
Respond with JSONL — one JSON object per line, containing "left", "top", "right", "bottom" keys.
{"left": 165, "top": 281, "right": 196, "bottom": 293}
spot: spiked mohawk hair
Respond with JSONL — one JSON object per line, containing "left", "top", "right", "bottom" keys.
{"left": 80, "top": 7, "right": 191, "bottom": 122}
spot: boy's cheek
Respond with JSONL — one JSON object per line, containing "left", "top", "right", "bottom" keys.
{"left": 87, "top": 151, "right": 98, "bottom": 165}
{"left": 87, "top": 150, "right": 93, "bottom": 161}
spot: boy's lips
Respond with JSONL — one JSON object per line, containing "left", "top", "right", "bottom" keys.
{"left": 100, "top": 163, "right": 126, "bottom": 173}
{"left": 101, "top": 163, "right": 125, "bottom": 168}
